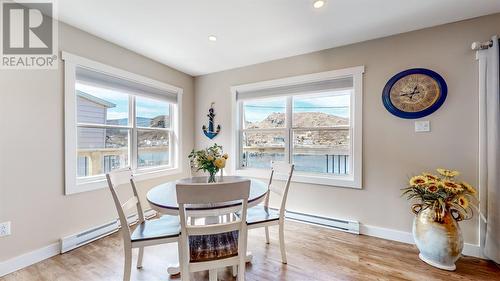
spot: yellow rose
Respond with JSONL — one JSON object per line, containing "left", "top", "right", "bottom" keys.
{"left": 207, "top": 155, "right": 214, "bottom": 161}
{"left": 214, "top": 158, "right": 226, "bottom": 169}
{"left": 223, "top": 153, "right": 229, "bottom": 159}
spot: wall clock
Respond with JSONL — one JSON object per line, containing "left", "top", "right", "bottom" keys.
{"left": 382, "top": 68, "right": 447, "bottom": 119}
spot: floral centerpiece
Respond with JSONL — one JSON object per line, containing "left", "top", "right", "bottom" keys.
{"left": 188, "top": 144, "right": 228, "bottom": 183}
{"left": 401, "top": 168, "right": 477, "bottom": 271}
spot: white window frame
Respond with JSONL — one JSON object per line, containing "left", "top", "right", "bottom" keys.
{"left": 62, "top": 52, "right": 183, "bottom": 195}
{"left": 231, "top": 66, "right": 364, "bottom": 188}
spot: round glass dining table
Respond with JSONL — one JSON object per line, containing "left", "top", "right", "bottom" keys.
{"left": 146, "top": 176, "right": 268, "bottom": 275}
{"left": 147, "top": 176, "right": 268, "bottom": 217}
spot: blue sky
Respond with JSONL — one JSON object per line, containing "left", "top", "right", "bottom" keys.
{"left": 76, "top": 83, "right": 169, "bottom": 121}
{"left": 244, "top": 90, "right": 351, "bottom": 123}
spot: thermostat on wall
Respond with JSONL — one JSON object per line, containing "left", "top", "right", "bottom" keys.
{"left": 415, "top": 120, "right": 430, "bottom": 132}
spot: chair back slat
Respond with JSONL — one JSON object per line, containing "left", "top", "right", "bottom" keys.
{"left": 176, "top": 180, "right": 251, "bottom": 204}
{"left": 106, "top": 168, "right": 134, "bottom": 187}
{"left": 186, "top": 221, "right": 242, "bottom": 236}
{"left": 121, "top": 196, "right": 139, "bottom": 212}
{"left": 269, "top": 184, "right": 284, "bottom": 196}
{"left": 271, "top": 162, "right": 294, "bottom": 176}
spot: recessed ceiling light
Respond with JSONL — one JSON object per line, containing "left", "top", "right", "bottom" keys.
{"left": 313, "top": 0, "right": 325, "bottom": 9}
{"left": 208, "top": 35, "right": 217, "bottom": 42}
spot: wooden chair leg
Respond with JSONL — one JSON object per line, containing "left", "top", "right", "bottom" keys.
{"left": 232, "top": 265, "right": 237, "bottom": 277}
{"left": 265, "top": 226, "right": 270, "bottom": 244}
{"left": 136, "top": 247, "right": 144, "bottom": 269}
{"left": 123, "top": 246, "right": 132, "bottom": 281}
{"left": 279, "top": 222, "right": 287, "bottom": 264}
{"left": 209, "top": 269, "right": 217, "bottom": 281}
{"left": 238, "top": 260, "right": 245, "bottom": 281}
{"left": 179, "top": 241, "right": 190, "bottom": 281}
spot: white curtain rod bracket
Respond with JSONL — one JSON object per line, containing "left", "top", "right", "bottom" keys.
{"left": 471, "top": 40, "right": 494, "bottom": 51}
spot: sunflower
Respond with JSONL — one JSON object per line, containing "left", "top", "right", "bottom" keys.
{"left": 409, "top": 175, "right": 427, "bottom": 186}
{"left": 443, "top": 181, "right": 464, "bottom": 194}
{"left": 426, "top": 183, "right": 439, "bottom": 193}
{"left": 436, "top": 168, "right": 460, "bottom": 178}
{"left": 460, "top": 182, "right": 477, "bottom": 195}
{"left": 422, "top": 172, "right": 439, "bottom": 182}
{"left": 457, "top": 195, "right": 469, "bottom": 209}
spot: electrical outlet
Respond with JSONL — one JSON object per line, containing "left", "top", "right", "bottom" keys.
{"left": 0, "top": 221, "right": 11, "bottom": 237}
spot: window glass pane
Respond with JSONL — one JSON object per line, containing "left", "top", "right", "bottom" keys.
{"left": 292, "top": 129, "right": 350, "bottom": 174}
{"left": 242, "top": 131, "right": 285, "bottom": 169}
{"left": 138, "top": 129, "right": 169, "bottom": 168}
{"left": 77, "top": 127, "right": 129, "bottom": 177}
{"left": 293, "top": 91, "right": 350, "bottom": 127}
{"left": 76, "top": 83, "right": 129, "bottom": 125}
{"left": 136, "top": 96, "right": 170, "bottom": 128}
{"left": 244, "top": 97, "right": 286, "bottom": 129}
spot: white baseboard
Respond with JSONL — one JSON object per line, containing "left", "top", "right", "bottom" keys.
{"left": 0, "top": 242, "right": 60, "bottom": 277}
{"left": 0, "top": 209, "right": 157, "bottom": 278}
{"left": 359, "top": 224, "right": 484, "bottom": 259}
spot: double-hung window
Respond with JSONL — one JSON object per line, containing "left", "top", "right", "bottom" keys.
{"left": 232, "top": 66, "right": 363, "bottom": 188}
{"left": 63, "top": 52, "right": 182, "bottom": 194}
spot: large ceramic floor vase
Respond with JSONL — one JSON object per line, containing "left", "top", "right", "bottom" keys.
{"left": 412, "top": 204, "right": 464, "bottom": 271}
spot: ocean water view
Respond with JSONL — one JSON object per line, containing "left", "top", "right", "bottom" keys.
{"left": 243, "top": 153, "right": 349, "bottom": 174}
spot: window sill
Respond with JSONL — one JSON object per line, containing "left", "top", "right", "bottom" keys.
{"left": 233, "top": 168, "right": 361, "bottom": 189}
{"left": 67, "top": 167, "right": 183, "bottom": 195}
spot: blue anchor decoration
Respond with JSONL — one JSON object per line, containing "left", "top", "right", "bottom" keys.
{"left": 202, "top": 102, "right": 221, "bottom": 139}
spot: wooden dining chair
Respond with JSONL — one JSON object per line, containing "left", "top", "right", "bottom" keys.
{"left": 176, "top": 180, "right": 251, "bottom": 281}
{"left": 245, "top": 161, "right": 294, "bottom": 264}
{"left": 106, "top": 168, "right": 181, "bottom": 281}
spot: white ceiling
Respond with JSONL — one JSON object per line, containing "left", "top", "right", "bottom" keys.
{"left": 58, "top": 0, "right": 500, "bottom": 76}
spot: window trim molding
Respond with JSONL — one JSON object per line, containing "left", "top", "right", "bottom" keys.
{"left": 62, "top": 51, "right": 183, "bottom": 195}
{"left": 230, "top": 66, "right": 364, "bottom": 189}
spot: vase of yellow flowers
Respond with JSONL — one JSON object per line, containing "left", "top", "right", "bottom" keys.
{"left": 402, "top": 168, "right": 477, "bottom": 271}
{"left": 188, "top": 144, "right": 228, "bottom": 183}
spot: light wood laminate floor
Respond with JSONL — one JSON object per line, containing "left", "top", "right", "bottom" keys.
{"left": 1, "top": 221, "right": 499, "bottom": 281}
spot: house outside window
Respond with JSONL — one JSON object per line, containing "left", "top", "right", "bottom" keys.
{"left": 232, "top": 66, "right": 363, "bottom": 188}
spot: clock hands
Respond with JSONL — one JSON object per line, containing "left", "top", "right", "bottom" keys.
{"left": 400, "top": 85, "right": 421, "bottom": 100}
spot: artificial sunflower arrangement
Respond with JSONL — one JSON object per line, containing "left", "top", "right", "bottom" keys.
{"left": 188, "top": 144, "right": 228, "bottom": 182}
{"left": 402, "top": 168, "right": 478, "bottom": 222}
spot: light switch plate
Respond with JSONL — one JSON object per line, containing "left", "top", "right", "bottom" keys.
{"left": 415, "top": 120, "right": 430, "bottom": 132}
{"left": 0, "top": 221, "right": 11, "bottom": 237}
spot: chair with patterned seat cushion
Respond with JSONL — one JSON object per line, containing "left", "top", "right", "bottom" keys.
{"left": 106, "top": 168, "right": 181, "bottom": 281}
{"left": 246, "top": 161, "right": 294, "bottom": 264}
{"left": 177, "top": 179, "right": 251, "bottom": 281}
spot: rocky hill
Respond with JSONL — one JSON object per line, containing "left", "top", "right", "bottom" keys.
{"left": 245, "top": 112, "right": 350, "bottom": 153}
{"left": 246, "top": 112, "right": 348, "bottom": 128}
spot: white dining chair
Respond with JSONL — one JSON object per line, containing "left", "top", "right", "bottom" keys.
{"left": 106, "top": 168, "right": 181, "bottom": 281}
{"left": 245, "top": 161, "right": 294, "bottom": 264}
{"left": 176, "top": 179, "right": 251, "bottom": 281}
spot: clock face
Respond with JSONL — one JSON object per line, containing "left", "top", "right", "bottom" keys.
{"left": 389, "top": 74, "right": 440, "bottom": 113}
{"left": 382, "top": 68, "right": 447, "bottom": 119}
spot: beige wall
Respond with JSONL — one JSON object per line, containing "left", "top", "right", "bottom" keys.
{"left": 195, "top": 13, "right": 500, "bottom": 244}
{"left": 0, "top": 22, "right": 194, "bottom": 261}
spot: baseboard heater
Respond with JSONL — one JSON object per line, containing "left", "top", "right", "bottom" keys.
{"left": 284, "top": 209, "right": 359, "bottom": 234}
{"left": 60, "top": 209, "right": 157, "bottom": 253}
